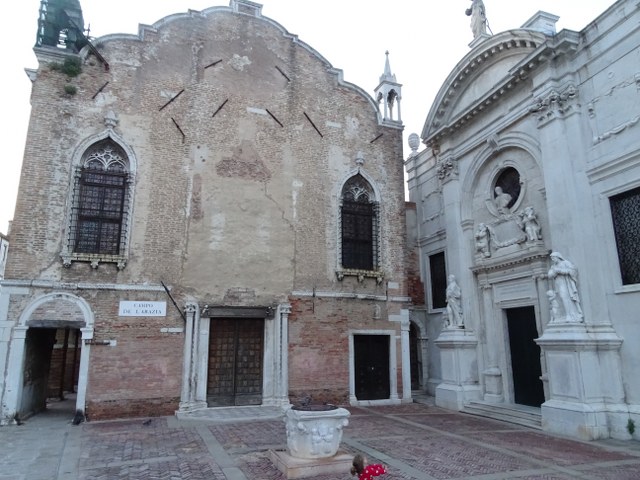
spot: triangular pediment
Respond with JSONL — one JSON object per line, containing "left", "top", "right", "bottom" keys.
{"left": 422, "top": 30, "right": 547, "bottom": 143}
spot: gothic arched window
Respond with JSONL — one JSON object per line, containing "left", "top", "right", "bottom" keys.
{"left": 63, "top": 139, "right": 133, "bottom": 269}
{"left": 340, "top": 175, "right": 379, "bottom": 271}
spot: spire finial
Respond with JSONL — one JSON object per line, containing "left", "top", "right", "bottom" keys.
{"left": 380, "top": 51, "right": 396, "bottom": 83}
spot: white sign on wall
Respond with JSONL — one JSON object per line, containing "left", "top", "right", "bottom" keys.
{"left": 118, "top": 301, "right": 167, "bottom": 317}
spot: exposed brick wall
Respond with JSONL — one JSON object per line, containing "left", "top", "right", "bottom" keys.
{"left": 4, "top": 5, "right": 408, "bottom": 420}
{"left": 405, "top": 202, "right": 425, "bottom": 306}
{"left": 287, "top": 296, "right": 403, "bottom": 404}
{"left": 47, "top": 329, "right": 80, "bottom": 398}
{"left": 86, "top": 397, "right": 180, "bottom": 421}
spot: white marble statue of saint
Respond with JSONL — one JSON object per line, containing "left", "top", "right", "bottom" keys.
{"left": 445, "top": 275, "right": 464, "bottom": 328}
{"left": 547, "top": 252, "right": 584, "bottom": 323}
{"left": 466, "top": 0, "right": 487, "bottom": 39}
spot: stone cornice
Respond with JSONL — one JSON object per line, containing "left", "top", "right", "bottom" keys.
{"left": 470, "top": 250, "right": 550, "bottom": 274}
{"left": 0, "top": 279, "right": 166, "bottom": 292}
{"left": 290, "top": 290, "right": 411, "bottom": 303}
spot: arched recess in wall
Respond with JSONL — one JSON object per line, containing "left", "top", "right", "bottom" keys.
{"left": 13, "top": 292, "right": 95, "bottom": 421}
{"left": 18, "top": 292, "right": 95, "bottom": 328}
{"left": 461, "top": 132, "right": 542, "bottom": 223}
{"left": 60, "top": 129, "right": 137, "bottom": 270}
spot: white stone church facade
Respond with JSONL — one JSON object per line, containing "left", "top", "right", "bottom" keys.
{"left": 407, "top": 0, "right": 640, "bottom": 440}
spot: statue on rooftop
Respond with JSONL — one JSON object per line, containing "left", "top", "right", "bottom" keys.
{"left": 466, "top": 0, "right": 487, "bottom": 39}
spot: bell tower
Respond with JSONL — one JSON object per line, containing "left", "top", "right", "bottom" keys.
{"left": 36, "top": 0, "right": 86, "bottom": 53}
{"left": 374, "top": 51, "right": 402, "bottom": 125}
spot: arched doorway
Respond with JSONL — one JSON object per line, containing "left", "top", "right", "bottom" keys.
{"left": 2, "top": 293, "right": 93, "bottom": 424}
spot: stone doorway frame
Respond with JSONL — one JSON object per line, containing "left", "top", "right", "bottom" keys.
{"left": 348, "top": 329, "right": 400, "bottom": 406}
{"left": 178, "top": 302, "right": 291, "bottom": 413}
{"left": 1, "top": 292, "right": 94, "bottom": 424}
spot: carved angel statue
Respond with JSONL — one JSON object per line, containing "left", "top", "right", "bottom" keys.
{"left": 474, "top": 223, "right": 491, "bottom": 257}
{"left": 517, "top": 206, "right": 542, "bottom": 242}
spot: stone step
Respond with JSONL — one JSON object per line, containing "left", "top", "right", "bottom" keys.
{"left": 461, "top": 401, "right": 542, "bottom": 430}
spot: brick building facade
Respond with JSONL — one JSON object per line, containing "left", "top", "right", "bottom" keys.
{"left": 0, "top": 0, "right": 412, "bottom": 423}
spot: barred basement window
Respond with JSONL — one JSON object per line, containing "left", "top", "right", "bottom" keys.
{"left": 340, "top": 175, "right": 379, "bottom": 271}
{"left": 62, "top": 139, "right": 132, "bottom": 269}
{"left": 610, "top": 186, "right": 640, "bottom": 285}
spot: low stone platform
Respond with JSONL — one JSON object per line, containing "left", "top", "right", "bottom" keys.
{"left": 269, "top": 450, "right": 352, "bottom": 479}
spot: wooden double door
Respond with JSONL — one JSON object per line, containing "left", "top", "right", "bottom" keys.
{"left": 207, "top": 318, "right": 264, "bottom": 407}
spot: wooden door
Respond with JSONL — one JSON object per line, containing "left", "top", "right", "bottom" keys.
{"left": 354, "top": 334, "right": 390, "bottom": 400}
{"left": 207, "top": 318, "right": 264, "bottom": 406}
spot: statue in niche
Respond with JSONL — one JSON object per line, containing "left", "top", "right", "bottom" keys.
{"left": 445, "top": 275, "right": 464, "bottom": 328}
{"left": 547, "top": 252, "right": 584, "bottom": 323}
{"left": 517, "top": 206, "right": 542, "bottom": 242}
{"left": 466, "top": 0, "right": 487, "bottom": 39}
{"left": 493, "top": 186, "right": 512, "bottom": 214}
{"left": 474, "top": 223, "right": 491, "bottom": 257}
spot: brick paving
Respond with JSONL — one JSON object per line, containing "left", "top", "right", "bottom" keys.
{"left": 2, "top": 398, "right": 640, "bottom": 479}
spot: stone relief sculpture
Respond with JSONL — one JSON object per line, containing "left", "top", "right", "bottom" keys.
{"left": 547, "top": 252, "right": 584, "bottom": 323}
{"left": 474, "top": 223, "right": 491, "bottom": 257}
{"left": 517, "top": 206, "right": 542, "bottom": 242}
{"left": 466, "top": 0, "right": 487, "bottom": 39}
{"left": 445, "top": 275, "right": 464, "bottom": 328}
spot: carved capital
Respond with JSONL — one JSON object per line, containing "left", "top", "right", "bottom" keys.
{"left": 280, "top": 303, "right": 292, "bottom": 315}
{"left": 436, "top": 156, "right": 459, "bottom": 182}
{"left": 530, "top": 84, "right": 579, "bottom": 126}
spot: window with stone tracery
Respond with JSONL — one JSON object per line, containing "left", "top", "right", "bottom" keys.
{"left": 610, "top": 186, "right": 640, "bottom": 285}
{"left": 340, "top": 175, "right": 379, "bottom": 271}
{"left": 62, "top": 139, "right": 133, "bottom": 269}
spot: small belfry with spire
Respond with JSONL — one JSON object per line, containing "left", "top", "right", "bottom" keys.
{"left": 374, "top": 51, "right": 402, "bottom": 124}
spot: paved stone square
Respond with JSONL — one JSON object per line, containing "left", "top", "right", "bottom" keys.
{"left": 1, "top": 400, "right": 640, "bottom": 479}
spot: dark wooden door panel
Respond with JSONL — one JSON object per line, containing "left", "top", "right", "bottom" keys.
{"left": 354, "top": 334, "right": 390, "bottom": 400}
{"left": 207, "top": 319, "right": 264, "bottom": 406}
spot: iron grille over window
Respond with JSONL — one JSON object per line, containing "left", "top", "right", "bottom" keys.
{"left": 340, "top": 175, "right": 379, "bottom": 272}
{"left": 610, "top": 186, "right": 640, "bottom": 285}
{"left": 74, "top": 166, "right": 126, "bottom": 254}
{"left": 63, "top": 139, "right": 132, "bottom": 268}
{"left": 342, "top": 200, "right": 374, "bottom": 269}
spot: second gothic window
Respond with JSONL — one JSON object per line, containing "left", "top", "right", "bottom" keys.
{"left": 341, "top": 175, "right": 379, "bottom": 270}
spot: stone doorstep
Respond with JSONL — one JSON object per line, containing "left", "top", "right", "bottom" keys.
{"left": 269, "top": 450, "right": 353, "bottom": 479}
